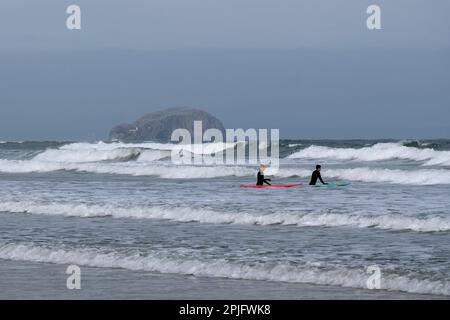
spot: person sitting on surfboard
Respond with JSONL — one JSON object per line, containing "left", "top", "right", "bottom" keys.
{"left": 309, "top": 165, "right": 328, "bottom": 185}
{"left": 257, "top": 164, "right": 271, "bottom": 186}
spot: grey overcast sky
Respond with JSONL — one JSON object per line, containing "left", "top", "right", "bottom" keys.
{"left": 1, "top": 0, "right": 450, "bottom": 50}
{"left": 0, "top": 0, "right": 449, "bottom": 140}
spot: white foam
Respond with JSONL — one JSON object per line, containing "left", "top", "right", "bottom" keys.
{"left": 60, "top": 141, "right": 238, "bottom": 155}
{"left": 0, "top": 159, "right": 66, "bottom": 173}
{"left": 0, "top": 159, "right": 253, "bottom": 178}
{"left": 25, "top": 141, "right": 240, "bottom": 164}
{"left": 0, "top": 242, "right": 448, "bottom": 296}
{"left": 288, "top": 143, "right": 450, "bottom": 166}
{"left": 1, "top": 158, "right": 450, "bottom": 184}
{"left": 1, "top": 201, "right": 449, "bottom": 232}
{"left": 33, "top": 148, "right": 141, "bottom": 163}
{"left": 277, "top": 167, "right": 450, "bottom": 185}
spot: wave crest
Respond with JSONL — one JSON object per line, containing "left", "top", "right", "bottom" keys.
{"left": 288, "top": 143, "right": 450, "bottom": 166}
{"left": 278, "top": 167, "right": 450, "bottom": 185}
{"left": 0, "top": 242, "right": 448, "bottom": 296}
{"left": 1, "top": 201, "right": 449, "bottom": 232}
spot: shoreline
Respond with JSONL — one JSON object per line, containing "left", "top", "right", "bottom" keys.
{"left": 1, "top": 259, "right": 447, "bottom": 300}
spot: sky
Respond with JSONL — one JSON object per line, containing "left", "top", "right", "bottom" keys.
{"left": 0, "top": 0, "right": 449, "bottom": 140}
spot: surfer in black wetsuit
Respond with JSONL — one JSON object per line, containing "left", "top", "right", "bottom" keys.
{"left": 309, "top": 165, "right": 327, "bottom": 185}
{"left": 257, "top": 164, "right": 271, "bottom": 185}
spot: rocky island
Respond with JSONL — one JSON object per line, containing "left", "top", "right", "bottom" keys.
{"left": 109, "top": 107, "right": 225, "bottom": 143}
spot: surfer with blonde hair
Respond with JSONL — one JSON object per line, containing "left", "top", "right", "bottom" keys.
{"left": 256, "top": 164, "right": 271, "bottom": 186}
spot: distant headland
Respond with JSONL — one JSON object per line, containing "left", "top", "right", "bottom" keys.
{"left": 109, "top": 107, "right": 225, "bottom": 143}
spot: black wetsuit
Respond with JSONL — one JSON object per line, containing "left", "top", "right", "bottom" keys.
{"left": 257, "top": 171, "right": 271, "bottom": 185}
{"left": 309, "top": 170, "right": 326, "bottom": 185}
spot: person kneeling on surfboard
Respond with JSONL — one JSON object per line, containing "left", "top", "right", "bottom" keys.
{"left": 257, "top": 164, "right": 271, "bottom": 186}
{"left": 309, "top": 165, "right": 328, "bottom": 185}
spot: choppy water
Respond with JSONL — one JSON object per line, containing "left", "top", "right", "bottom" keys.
{"left": 0, "top": 139, "right": 449, "bottom": 298}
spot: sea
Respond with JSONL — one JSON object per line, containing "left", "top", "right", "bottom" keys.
{"left": 0, "top": 139, "right": 449, "bottom": 299}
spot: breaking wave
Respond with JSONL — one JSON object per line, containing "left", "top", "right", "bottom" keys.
{"left": 1, "top": 201, "right": 449, "bottom": 232}
{"left": 33, "top": 148, "right": 142, "bottom": 163}
{"left": 277, "top": 167, "right": 450, "bottom": 185}
{"left": 23, "top": 141, "right": 240, "bottom": 164}
{"left": 0, "top": 159, "right": 253, "bottom": 178}
{"left": 1, "top": 141, "right": 450, "bottom": 184}
{"left": 288, "top": 143, "right": 450, "bottom": 166}
{"left": 1, "top": 158, "right": 450, "bottom": 184}
{"left": 0, "top": 242, "right": 448, "bottom": 296}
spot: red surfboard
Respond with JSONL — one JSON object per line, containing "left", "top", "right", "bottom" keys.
{"left": 240, "top": 183, "right": 303, "bottom": 188}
